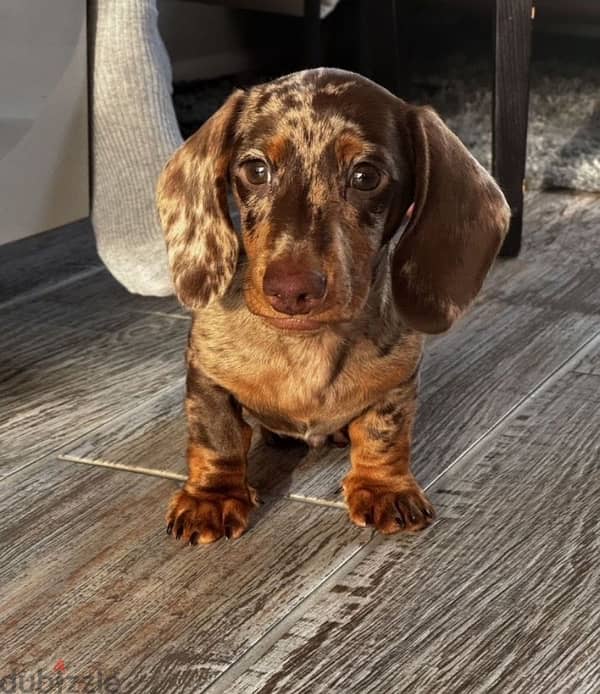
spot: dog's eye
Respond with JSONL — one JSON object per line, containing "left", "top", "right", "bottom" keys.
{"left": 241, "top": 159, "right": 271, "bottom": 186}
{"left": 349, "top": 163, "right": 381, "bottom": 191}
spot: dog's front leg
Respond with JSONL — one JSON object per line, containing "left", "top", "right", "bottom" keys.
{"left": 343, "top": 383, "right": 435, "bottom": 534}
{"left": 166, "top": 360, "right": 256, "bottom": 545}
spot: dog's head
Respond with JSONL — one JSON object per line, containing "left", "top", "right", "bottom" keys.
{"left": 157, "top": 69, "right": 510, "bottom": 334}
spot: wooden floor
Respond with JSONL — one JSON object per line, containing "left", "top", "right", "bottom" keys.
{"left": 1, "top": 191, "right": 599, "bottom": 693}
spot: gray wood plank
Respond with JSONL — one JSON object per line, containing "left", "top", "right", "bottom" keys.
{"left": 59, "top": 385, "right": 188, "bottom": 473}
{"left": 45, "top": 266, "right": 184, "bottom": 318}
{"left": 574, "top": 349, "right": 600, "bottom": 376}
{"left": 0, "top": 306, "right": 188, "bottom": 478}
{"left": 0, "top": 459, "right": 368, "bottom": 692}
{"left": 0, "top": 218, "right": 101, "bottom": 305}
{"left": 0, "top": 225, "right": 183, "bottom": 320}
{"left": 220, "top": 334, "right": 600, "bottom": 694}
{"left": 0, "top": 269, "right": 185, "bottom": 346}
{"left": 518, "top": 191, "right": 600, "bottom": 266}
{"left": 481, "top": 255, "right": 600, "bottom": 315}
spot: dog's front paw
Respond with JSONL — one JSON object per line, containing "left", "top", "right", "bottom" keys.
{"left": 343, "top": 475, "right": 435, "bottom": 534}
{"left": 166, "top": 486, "right": 257, "bottom": 545}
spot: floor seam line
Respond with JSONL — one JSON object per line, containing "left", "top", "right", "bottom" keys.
{"left": 130, "top": 310, "right": 191, "bottom": 321}
{"left": 201, "top": 532, "right": 377, "bottom": 694}
{"left": 0, "top": 265, "right": 104, "bottom": 311}
{"left": 424, "top": 327, "right": 600, "bottom": 490}
{"left": 200, "top": 327, "right": 600, "bottom": 692}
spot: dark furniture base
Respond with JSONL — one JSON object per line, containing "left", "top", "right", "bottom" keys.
{"left": 302, "top": 0, "right": 533, "bottom": 257}
{"left": 494, "top": 0, "right": 533, "bottom": 256}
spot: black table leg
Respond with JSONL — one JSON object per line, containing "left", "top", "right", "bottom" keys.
{"left": 304, "top": 0, "right": 322, "bottom": 68}
{"left": 493, "top": 0, "right": 533, "bottom": 257}
{"left": 358, "top": 0, "right": 404, "bottom": 95}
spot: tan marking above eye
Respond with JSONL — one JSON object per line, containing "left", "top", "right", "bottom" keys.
{"left": 265, "top": 134, "right": 290, "bottom": 164}
{"left": 336, "top": 133, "right": 367, "bottom": 163}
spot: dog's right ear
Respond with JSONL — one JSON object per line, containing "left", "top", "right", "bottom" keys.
{"left": 157, "top": 90, "right": 245, "bottom": 309}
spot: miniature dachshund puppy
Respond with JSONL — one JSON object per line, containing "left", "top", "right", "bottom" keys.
{"left": 157, "top": 68, "right": 510, "bottom": 544}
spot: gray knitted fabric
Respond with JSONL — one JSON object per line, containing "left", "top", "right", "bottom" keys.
{"left": 88, "top": 0, "right": 180, "bottom": 296}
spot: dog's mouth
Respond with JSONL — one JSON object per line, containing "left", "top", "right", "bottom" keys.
{"left": 261, "top": 316, "right": 324, "bottom": 332}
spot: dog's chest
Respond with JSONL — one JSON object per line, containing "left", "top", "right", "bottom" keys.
{"left": 203, "top": 332, "right": 361, "bottom": 432}
{"left": 192, "top": 311, "right": 419, "bottom": 440}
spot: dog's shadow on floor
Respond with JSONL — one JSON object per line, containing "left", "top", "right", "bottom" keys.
{"left": 246, "top": 428, "right": 349, "bottom": 506}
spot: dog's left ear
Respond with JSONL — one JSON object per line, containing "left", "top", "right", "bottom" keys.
{"left": 391, "top": 104, "right": 511, "bottom": 334}
{"left": 157, "top": 90, "right": 245, "bottom": 309}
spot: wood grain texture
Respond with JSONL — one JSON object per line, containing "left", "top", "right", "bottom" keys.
{"left": 573, "top": 349, "right": 600, "bottom": 376}
{"left": 0, "top": 460, "right": 368, "bottom": 692}
{"left": 482, "top": 257, "right": 600, "bottom": 314}
{"left": 60, "top": 385, "right": 188, "bottom": 473}
{"left": 480, "top": 191, "right": 600, "bottom": 312}
{"left": 44, "top": 266, "right": 184, "bottom": 318}
{"left": 221, "top": 335, "right": 600, "bottom": 694}
{"left": 0, "top": 218, "right": 100, "bottom": 306}
{"left": 0, "top": 303, "right": 188, "bottom": 478}
{"left": 518, "top": 191, "right": 600, "bottom": 265}
{"left": 2, "top": 189, "right": 599, "bottom": 694}
{"left": 60, "top": 381, "right": 347, "bottom": 509}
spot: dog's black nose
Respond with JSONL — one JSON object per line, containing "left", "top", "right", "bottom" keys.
{"left": 263, "top": 260, "right": 327, "bottom": 315}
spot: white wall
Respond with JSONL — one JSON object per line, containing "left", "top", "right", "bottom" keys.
{"left": 0, "top": 1, "right": 88, "bottom": 245}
